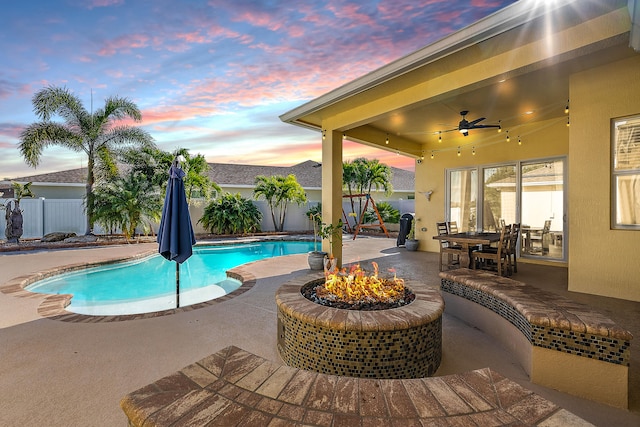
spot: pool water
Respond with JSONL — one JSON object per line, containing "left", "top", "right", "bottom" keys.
{"left": 26, "top": 240, "right": 314, "bottom": 316}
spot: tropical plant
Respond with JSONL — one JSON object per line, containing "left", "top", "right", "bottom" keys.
{"left": 199, "top": 193, "right": 262, "bottom": 235}
{"left": 407, "top": 219, "right": 417, "bottom": 240}
{"left": 317, "top": 219, "right": 343, "bottom": 258}
{"left": 253, "top": 174, "right": 307, "bottom": 232}
{"left": 92, "top": 172, "right": 162, "bottom": 239}
{"left": 305, "top": 203, "right": 323, "bottom": 251}
{"left": 342, "top": 158, "right": 393, "bottom": 221}
{"left": 362, "top": 202, "right": 400, "bottom": 224}
{"left": 18, "top": 85, "right": 155, "bottom": 234}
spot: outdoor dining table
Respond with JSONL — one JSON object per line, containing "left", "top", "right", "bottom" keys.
{"left": 432, "top": 231, "right": 502, "bottom": 268}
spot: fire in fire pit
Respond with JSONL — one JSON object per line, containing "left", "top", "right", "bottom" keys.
{"left": 302, "top": 262, "right": 415, "bottom": 310}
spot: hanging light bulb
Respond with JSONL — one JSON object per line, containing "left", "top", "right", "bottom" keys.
{"left": 565, "top": 100, "right": 569, "bottom": 114}
{"left": 322, "top": 129, "right": 326, "bottom": 140}
{"left": 385, "top": 134, "right": 389, "bottom": 145}
{"left": 438, "top": 131, "right": 442, "bottom": 143}
{"left": 342, "top": 133, "right": 346, "bottom": 140}
{"left": 506, "top": 130, "right": 510, "bottom": 142}
{"left": 518, "top": 136, "right": 522, "bottom": 145}
{"left": 472, "top": 146, "right": 476, "bottom": 155}
{"left": 498, "top": 120, "right": 502, "bottom": 133}
{"left": 567, "top": 116, "right": 570, "bottom": 127}
{"left": 431, "top": 151, "right": 435, "bottom": 159}
{"left": 457, "top": 146, "right": 461, "bottom": 156}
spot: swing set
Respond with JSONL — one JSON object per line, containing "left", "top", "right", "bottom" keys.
{"left": 342, "top": 193, "right": 390, "bottom": 239}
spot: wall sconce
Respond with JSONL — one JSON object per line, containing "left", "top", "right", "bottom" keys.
{"left": 421, "top": 190, "right": 434, "bottom": 201}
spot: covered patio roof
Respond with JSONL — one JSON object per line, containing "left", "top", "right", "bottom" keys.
{"left": 281, "top": 0, "right": 638, "bottom": 159}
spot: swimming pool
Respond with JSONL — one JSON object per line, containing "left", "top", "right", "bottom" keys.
{"left": 26, "top": 240, "right": 314, "bottom": 316}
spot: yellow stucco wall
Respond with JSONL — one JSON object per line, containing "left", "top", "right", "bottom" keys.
{"left": 416, "top": 118, "right": 569, "bottom": 253}
{"left": 568, "top": 55, "right": 640, "bottom": 302}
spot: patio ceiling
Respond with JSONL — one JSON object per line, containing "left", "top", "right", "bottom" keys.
{"left": 281, "top": 0, "right": 637, "bottom": 158}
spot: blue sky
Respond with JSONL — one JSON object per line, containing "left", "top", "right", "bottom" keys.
{"left": 0, "top": 0, "right": 517, "bottom": 179}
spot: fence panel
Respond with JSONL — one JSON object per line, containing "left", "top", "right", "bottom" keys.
{"left": 44, "top": 199, "right": 86, "bottom": 235}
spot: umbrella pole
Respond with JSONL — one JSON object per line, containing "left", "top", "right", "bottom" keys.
{"left": 176, "top": 263, "right": 180, "bottom": 308}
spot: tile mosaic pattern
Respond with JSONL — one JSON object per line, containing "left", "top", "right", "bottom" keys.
{"left": 275, "top": 274, "right": 444, "bottom": 379}
{"left": 121, "top": 345, "right": 593, "bottom": 426}
{"left": 440, "top": 269, "right": 632, "bottom": 367}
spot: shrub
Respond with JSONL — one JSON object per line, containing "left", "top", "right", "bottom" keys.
{"left": 199, "top": 193, "right": 262, "bottom": 235}
{"left": 362, "top": 202, "right": 400, "bottom": 224}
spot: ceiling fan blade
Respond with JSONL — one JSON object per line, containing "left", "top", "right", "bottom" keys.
{"left": 468, "top": 117, "right": 486, "bottom": 126}
{"left": 471, "top": 124, "right": 500, "bottom": 129}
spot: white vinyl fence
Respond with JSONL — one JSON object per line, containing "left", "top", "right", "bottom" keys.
{"left": 1, "top": 198, "right": 414, "bottom": 240}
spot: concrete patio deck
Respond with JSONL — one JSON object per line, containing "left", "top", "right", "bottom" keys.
{"left": 0, "top": 236, "right": 638, "bottom": 426}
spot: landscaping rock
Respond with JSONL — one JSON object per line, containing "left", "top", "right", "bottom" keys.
{"left": 64, "top": 234, "right": 98, "bottom": 243}
{"left": 41, "top": 232, "right": 76, "bottom": 242}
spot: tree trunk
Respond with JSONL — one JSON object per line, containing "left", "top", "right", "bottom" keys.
{"left": 85, "top": 154, "right": 95, "bottom": 235}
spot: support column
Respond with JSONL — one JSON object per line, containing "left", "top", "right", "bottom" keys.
{"left": 322, "top": 130, "right": 343, "bottom": 266}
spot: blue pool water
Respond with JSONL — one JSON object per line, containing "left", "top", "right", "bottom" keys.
{"left": 26, "top": 240, "right": 315, "bottom": 316}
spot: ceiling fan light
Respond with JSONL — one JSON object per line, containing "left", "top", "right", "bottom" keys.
{"left": 459, "top": 128, "right": 468, "bottom": 135}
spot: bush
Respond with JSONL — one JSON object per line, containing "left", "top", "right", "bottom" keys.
{"left": 362, "top": 202, "right": 400, "bottom": 224}
{"left": 199, "top": 193, "right": 262, "bottom": 235}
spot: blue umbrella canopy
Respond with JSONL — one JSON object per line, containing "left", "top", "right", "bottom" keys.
{"left": 158, "top": 162, "right": 196, "bottom": 263}
{"left": 158, "top": 161, "right": 196, "bottom": 307}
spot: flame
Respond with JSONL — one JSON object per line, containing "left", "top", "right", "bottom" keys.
{"left": 317, "top": 262, "right": 406, "bottom": 304}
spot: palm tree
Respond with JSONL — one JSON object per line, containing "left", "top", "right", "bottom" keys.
{"left": 344, "top": 158, "right": 394, "bottom": 221}
{"left": 18, "top": 85, "right": 155, "bottom": 234}
{"left": 253, "top": 174, "right": 307, "bottom": 232}
{"left": 92, "top": 172, "right": 162, "bottom": 240}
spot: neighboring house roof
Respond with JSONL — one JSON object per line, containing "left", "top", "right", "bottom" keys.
{"left": 7, "top": 161, "right": 415, "bottom": 192}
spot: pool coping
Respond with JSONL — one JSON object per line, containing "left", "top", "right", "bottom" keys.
{"left": 0, "top": 238, "right": 318, "bottom": 322}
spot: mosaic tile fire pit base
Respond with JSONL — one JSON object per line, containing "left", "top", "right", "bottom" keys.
{"left": 276, "top": 276, "right": 444, "bottom": 379}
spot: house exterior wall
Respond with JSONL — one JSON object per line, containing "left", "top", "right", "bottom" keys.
{"left": 417, "top": 118, "right": 569, "bottom": 252}
{"left": 568, "top": 55, "right": 640, "bottom": 302}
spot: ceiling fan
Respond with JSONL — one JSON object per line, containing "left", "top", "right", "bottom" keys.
{"left": 452, "top": 110, "right": 501, "bottom": 136}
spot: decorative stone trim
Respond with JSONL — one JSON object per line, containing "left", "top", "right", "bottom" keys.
{"left": 276, "top": 274, "right": 444, "bottom": 379}
{"left": 439, "top": 268, "right": 632, "bottom": 408}
{"left": 439, "top": 269, "right": 632, "bottom": 367}
{"left": 121, "top": 345, "right": 591, "bottom": 426}
{"left": 0, "top": 252, "right": 256, "bottom": 322}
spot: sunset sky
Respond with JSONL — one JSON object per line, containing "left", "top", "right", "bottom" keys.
{"left": 0, "top": 0, "right": 517, "bottom": 179}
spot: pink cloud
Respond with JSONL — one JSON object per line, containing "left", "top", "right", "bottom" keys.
{"left": 98, "top": 33, "right": 151, "bottom": 56}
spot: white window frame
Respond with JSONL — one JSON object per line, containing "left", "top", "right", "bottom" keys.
{"left": 611, "top": 114, "right": 640, "bottom": 230}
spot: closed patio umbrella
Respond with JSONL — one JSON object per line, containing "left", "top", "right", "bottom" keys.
{"left": 157, "top": 158, "right": 196, "bottom": 308}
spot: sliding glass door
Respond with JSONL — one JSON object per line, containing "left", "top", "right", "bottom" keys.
{"left": 520, "top": 159, "right": 565, "bottom": 259}
{"left": 446, "top": 157, "right": 566, "bottom": 261}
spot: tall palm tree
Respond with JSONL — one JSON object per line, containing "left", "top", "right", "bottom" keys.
{"left": 18, "top": 85, "right": 155, "bottom": 234}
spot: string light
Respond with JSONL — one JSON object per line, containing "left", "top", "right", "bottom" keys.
{"left": 457, "top": 146, "right": 461, "bottom": 156}
{"left": 566, "top": 116, "right": 570, "bottom": 127}
{"left": 472, "top": 146, "right": 476, "bottom": 155}
{"left": 506, "top": 130, "right": 510, "bottom": 142}
{"left": 438, "top": 131, "right": 442, "bottom": 143}
{"left": 498, "top": 120, "right": 502, "bottom": 133}
{"left": 342, "top": 133, "right": 346, "bottom": 140}
{"left": 565, "top": 100, "right": 569, "bottom": 114}
{"left": 322, "top": 129, "right": 326, "bottom": 140}
{"left": 518, "top": 136, "right": 522, "bottom": 145}
{"left": 385, "top": 134, "right": 389, "bottom": 144}
{"left": 431, "top": 151, "right": 435, "bottom": 159}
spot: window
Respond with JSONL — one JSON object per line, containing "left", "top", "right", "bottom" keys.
{"left": 612, "top": 115, "right": 640, "bottom": 229}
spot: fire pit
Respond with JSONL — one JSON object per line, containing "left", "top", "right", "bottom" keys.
{"left": 276, "top": 263, "right": 443, "bottom": 379}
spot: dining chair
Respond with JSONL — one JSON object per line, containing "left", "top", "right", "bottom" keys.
{"left": 529, "top": 220, "right": 551, "bottom": 254}
{"left": 446, "top": 221, "right": 459, "bottom": 234}
{"left": 471, "top": 224, "right": 511, "bottom": 276}
{"left": 507, "top": 223, "right": 521, "bottom": 274}
{"left": 437, "top": 221, "right": 463, "bottom": 271}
